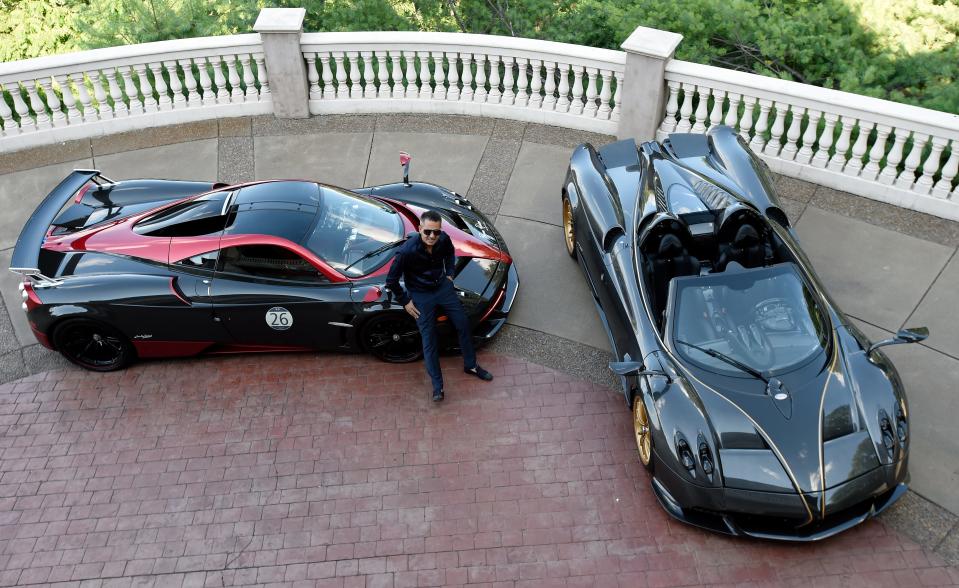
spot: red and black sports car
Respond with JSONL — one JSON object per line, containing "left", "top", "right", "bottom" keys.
{"left": 10, "top": 170, "right": 518, "bottom": 371}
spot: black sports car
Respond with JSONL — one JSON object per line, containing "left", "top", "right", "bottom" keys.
{"left": 10, "top": 169, "right": 517, "bottom": 371}
{"left": 561, "top": 125, "right": 926, "bottom": 541}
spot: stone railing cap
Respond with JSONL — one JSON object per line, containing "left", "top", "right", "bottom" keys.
{"left": 621, "top": 26, "right": 683, "bottom": 59}
{"left": 254, "top": 8, "right": 306, "bottom": 33}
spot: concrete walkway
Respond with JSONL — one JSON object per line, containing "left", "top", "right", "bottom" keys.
{"left": 1, "top": 114, "right": 959, "bottom": 569}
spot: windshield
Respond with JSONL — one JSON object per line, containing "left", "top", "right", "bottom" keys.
{"left": 669, "top": 263, "right": 829, "bottom": 379}
{"left": 305, "top": 187, "right": 403, "bottom": 277}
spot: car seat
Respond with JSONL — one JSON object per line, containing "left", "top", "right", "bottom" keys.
{"left": 649, "top": 233, "right": 701, "bottom": 322}
{"left": 714, "top": 221, "right": 768, "bottom": 272}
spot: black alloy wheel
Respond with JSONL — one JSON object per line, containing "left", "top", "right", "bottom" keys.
{"left": 52, "top": 319, "right": 136, "bottom": 372}
{"left": 361, "top": 314, "right": 423, "bottom": 363}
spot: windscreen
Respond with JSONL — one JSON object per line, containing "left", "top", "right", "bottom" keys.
{"left": 305, "top": 187, "right": 403, "bottom": 277}
{"left": 670, "top": 263, "right": 829, "bottom": 379}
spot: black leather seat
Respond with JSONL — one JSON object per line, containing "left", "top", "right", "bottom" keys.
{"left": 650, "top": 233, "right": 701, "bottom": 321}
{"left": 715, "top": 223, "right": 767, "bottom": 272}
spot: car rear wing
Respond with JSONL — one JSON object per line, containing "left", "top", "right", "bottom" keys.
{"left": 9, "top": 169, "right": 115, "bottom": 284}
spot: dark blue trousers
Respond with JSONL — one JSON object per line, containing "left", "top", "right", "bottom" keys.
{"left": 410, "top": 279, "right": 477, "bottom": 392}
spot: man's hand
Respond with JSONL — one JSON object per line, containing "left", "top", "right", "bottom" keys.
{"left": 447, "top": 276, "right": 454, "bottom": 282}
{"left": 404, "top": 301, "right": 420, "bottom": 319}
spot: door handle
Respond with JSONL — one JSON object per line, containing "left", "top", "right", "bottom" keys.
{"left": 202, "top": 279, "right": 211, "bottom": 284}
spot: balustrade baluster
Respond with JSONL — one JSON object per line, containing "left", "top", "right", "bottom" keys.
{"left": 89, "top": 71, "right": 112, "bottom": 121}
{"left": 38, "top": 78, "right": 65, "bottom": 128}
{"left": 764, "top": 103, "right": 788, "bottom": 156}
{"left": 501, "top": 56, "right": 515, "bottom": 106}
{"left": 196, "top": 59, "right": 215, "bottom": 106}
{"left": 177, "top": 59, "right": 199, "bottom": 107}
{"left": 447, "top": 53, "right": 460, "bottom": 101}
{"left": 418, "top": 51, "right": 433, "bottom": 100}
{"left": 515, "top": 58, "right": 529, "bottom": 108}
{"left": 0, "top": 83, "right": 16, "bottom": 135}
{"left": 487, "top": 55, "right": 500, "bottom": 104}
{"left": 566, "top": 66, "right": 582, "bottom": 116}
{"left": 675, "top": 83, "right": 693, "bottom": 133}
{"left": 916, "top": 137, "right": 947, "bottom": 194}
{"left": 54, "top": 75, "right": 80, "bottom": 124}
{"left": 209, "top": 56, "right": 229, "bottom": 102}
{"left": 723, "top": 92, "right": 740, "bottom": 129}
{"left": 149, "top": 62, "right": 172, "bottom": 110}
{"left": 556, "top": 65, "right": 571, "bottom": 114}
{"left": 333, "top": 54, "right": 347, "bottom": 100}
{"left": 306, "top": 54, "right": 321, "bottom": 100}
{"left": 164, "top": 62, "right": 184, "bottom": 108}
{"left": 432, "top": 52, "right": 447, "bottom": 101}
{"left": 461, "top": 54, "right": 475, "bottom": 102}
{"left": 132, "top": 64, "right": 157, "bottom": 112}
{"left": 374, "top": 52, "right": 389, "bottom": 99}
{"left": 362, "top": 51, "right": 376, "bottom": 99}
{"left": 862, "top": 124, "right": 890, "bottom": 180}
{"left": 241, "top": 55, "right": 257, "bottom": 102}
{"left": 708, "top": 89, "right": 725, "bottom": 129}
{"left": 659, "top": 81, "right": 680, "bottom": 136}
{"left": 932, "top": 141, "right": 958, "bottom": 199}
{"left": 810, "top": 113, "right": 837, "bottom": 168}
{"left": 473, "top": 54, "right": 487, "bottom": 102}
{"left": 543, "top": 62, "right": 557, "bottom": 111}
{"left": 225, "top": 56, "right": 243, "bottom": 102}
{"left": 612, "top": 71, "right": 623, "bottom": 123}
{"left": 584, "top": 68, "right": 598, "bottom": 117}
{"left": 390, "top": 52, "right": 403, "bottom": 99}
{"left": 103, "top": 69, "right": 126, "bottom": 117}
{"left": 9, "top": 82, "right": 35, "bottom": 131}
{"left": 254, "top": 55, "right": 270, "bottom": 98}
{"left": 749, "top": 99, "right": 772, "bottom": 151}
{"left": 402, "top": 51, "right": 416, "bottom": 99}
{"left": 346, "top": 52, "right": 361, "bottom": 99}
{"left": 24, "top": 80, "right": 52, "bottom": 129}
{"left": 780, "top": 106, "right": 804, "bottom": 161}
{"left": 691, "top": 86, "right": 709, "bottom": 133}
{"left": 827, "top": 116, "right": 854, "bottom": 172}
{"left": 598, "top": 70, "right": 612, "bottom": 120}
{"left": 795, "top": 109, "right": 820, "bottom": 164}
{"left": 878, "top": 130, "right": 907, "bottom": 185}
{"left": 845, "top": 120, "right": 873, "bottom": 175}
{"left": 71, "top": 73, "right": 96, "bottom": 122}
{"left": 320, "top": 54, "right": 334, "bottom": 100}
{"left": 528, "top": 59, "right": 543, "bottom": 109}
{"left": 897, "top": 132, "right": 928, "bottom": 189}
{"left": 737, "top": 95, "right": 756, "bottom": 140}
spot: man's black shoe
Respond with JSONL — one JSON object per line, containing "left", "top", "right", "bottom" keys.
{"left": 465, "top": 365, "right": 493, "bottom": 381}
{"left": 432, "top": 389, "right": 444, "bottom": 402}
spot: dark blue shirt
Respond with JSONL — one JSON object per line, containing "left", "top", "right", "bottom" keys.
{"left": 386, "top": 232, "right": 456, "bottom": 305}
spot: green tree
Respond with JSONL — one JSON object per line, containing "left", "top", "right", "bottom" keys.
{"left": 0, "top": 0, "right": 83, "bottom": 61}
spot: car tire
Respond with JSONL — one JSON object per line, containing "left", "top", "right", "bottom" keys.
{"left": 52, "top": 318, "right": 136, "bottom": 372}
{"left": 360, "top": 314, "right": 423, "bottom": 363}
{"left": 562, "top": 195, "right": 576, "bottom": 258}
{"left": 633, "top": 394, "right": 655, "bottom": 473}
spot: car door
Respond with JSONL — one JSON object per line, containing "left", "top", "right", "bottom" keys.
{"left": 209, "top": 243, "right": 356, "bottom": 349}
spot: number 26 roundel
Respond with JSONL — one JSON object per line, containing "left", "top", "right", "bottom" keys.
{"left": 266, "top": 307, "right": 293, "bottom": 330}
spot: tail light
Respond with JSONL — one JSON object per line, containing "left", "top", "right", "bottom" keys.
{"left": 19, "top": 281, "right": 42, "bottom": 312}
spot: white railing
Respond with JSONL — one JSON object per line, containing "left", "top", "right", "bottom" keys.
{"left": 0, "top": 35, "right": 272, "bottom": 151}
{"left": 301, "top": 32, "right": 625, "bottom": 134}
{"left": 661, "top": 60, "right": 959, "bottom": 220}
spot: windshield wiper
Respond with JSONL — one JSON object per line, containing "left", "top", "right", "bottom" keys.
{"left": 675, "top": 339, "right": 768, "bottom": 383}
{"left": 343, "top": 238, "right": 407, "bottom": 273}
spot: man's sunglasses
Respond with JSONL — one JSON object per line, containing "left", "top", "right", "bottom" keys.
{"left": 421, "top": 229, "right": 441, "bottom": 237}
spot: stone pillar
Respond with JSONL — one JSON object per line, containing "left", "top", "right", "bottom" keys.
{"left": 617, "top": 26, "right": 683, "bottom": 141}
{"left": 254, "top": 8, "right": 309, "bottom": 118}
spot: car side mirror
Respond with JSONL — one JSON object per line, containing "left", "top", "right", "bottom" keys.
{"left": 867, "top": 326, "right": 929, "bottom": 356}
{"left": 608, "top": 361, "right": 671, "bottom": 381}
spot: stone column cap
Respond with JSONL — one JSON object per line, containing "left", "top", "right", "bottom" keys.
{"left": 254, "top": 8, "right": 306, "bottom": 33}
{"left": 621, "top": 26, "right": 683, "bottom": 59}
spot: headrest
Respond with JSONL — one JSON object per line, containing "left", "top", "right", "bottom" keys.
{"left": 733, "top": 224, "right": 760, "bottom": 246}
{"left": 658, "top": 233, "right": 685, "bottom": 256}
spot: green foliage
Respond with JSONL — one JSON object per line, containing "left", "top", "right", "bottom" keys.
{"left": 0, "top": 0, "right": 957, "bottom": 114}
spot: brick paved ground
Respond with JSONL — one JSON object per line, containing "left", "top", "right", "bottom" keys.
{"left": 0, "top": 353, "right": 957, "bottom": 587}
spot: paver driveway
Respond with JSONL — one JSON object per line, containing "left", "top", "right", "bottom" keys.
{"left": 0, "top": 353, "right": 956, "bottom": 587}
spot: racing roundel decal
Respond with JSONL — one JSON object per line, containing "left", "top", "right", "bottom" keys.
{"left": 266, "top": 307, "right": 293, "bottom": 330}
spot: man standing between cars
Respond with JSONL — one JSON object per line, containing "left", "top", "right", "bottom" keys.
{"left": 386, "top": 210, "right": 493, "bottom": 402}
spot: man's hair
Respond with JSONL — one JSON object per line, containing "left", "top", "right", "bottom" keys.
{"left": 421, "top": 210, "right": 443, "bottom": 224}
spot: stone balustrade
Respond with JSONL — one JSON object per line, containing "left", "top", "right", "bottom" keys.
{"left": 0, "top": 8, "right": 957, "bottom": 220}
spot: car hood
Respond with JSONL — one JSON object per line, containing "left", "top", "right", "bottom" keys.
{"left": 688, "top": 325, "right": 901, "bottom": 494}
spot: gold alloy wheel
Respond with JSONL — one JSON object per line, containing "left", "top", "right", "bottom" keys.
{"left": 562, "top": 198, "right": 575, "bottom": 255}
{"left": 633, "top": 397, "right": 652, "bottom": 467}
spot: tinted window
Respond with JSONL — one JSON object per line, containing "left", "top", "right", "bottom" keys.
{"left": 176, "top": 251, "right": 218, "bottom": 271}
{"left": 217, "top": 245, "right": 327, "bottom": 283}
{"left": 305, "top": 187, "right": 403, "bottom": 277}
{"left": 235, "top": 181, "right": 320, "bottom": 207}
{"left": 134, "top": 192, "right": 230, "bottom": 237}
{"left": 670, "top": 263, "right": 829, "bottom": 379}
{"left": 63, "top": 252, "right": 156, "bottom": 276}
{"left": 223, "top": 209, "right": 315, "bottom": 244}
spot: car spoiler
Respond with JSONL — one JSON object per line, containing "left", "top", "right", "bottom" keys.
{"left": 9, "top": 169, "right": 114, "bottom": 284}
